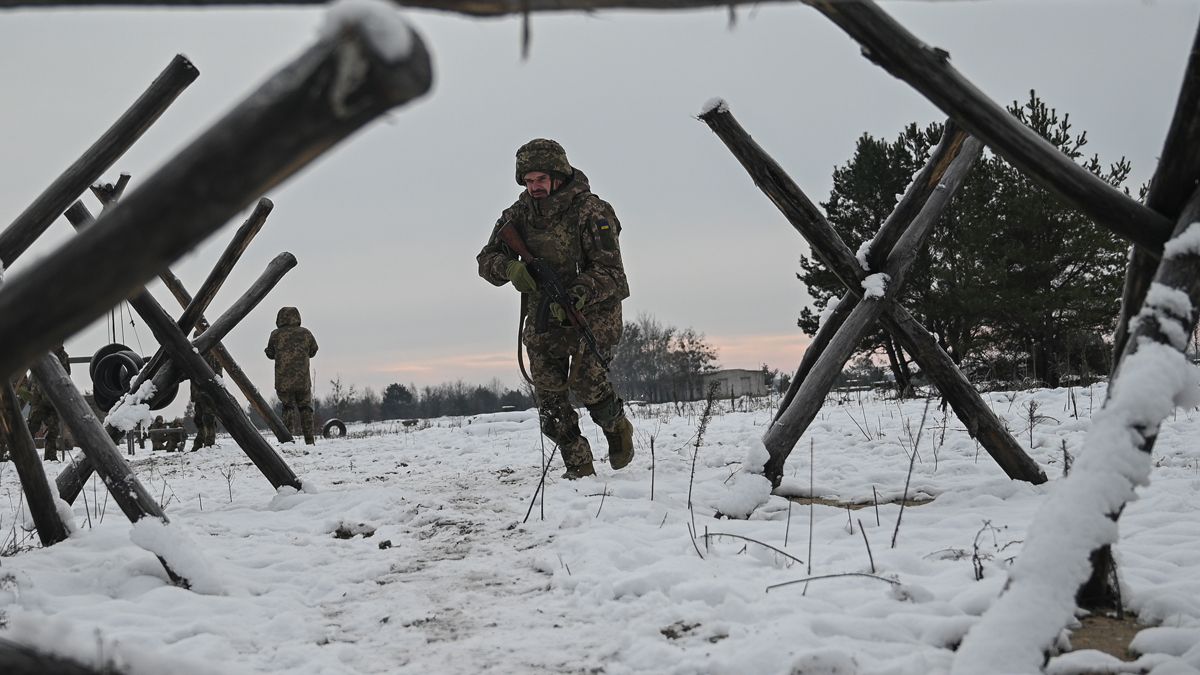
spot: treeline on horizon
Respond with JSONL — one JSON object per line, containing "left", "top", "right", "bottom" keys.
{"left": 239, "top": 313, "right": 757, "bottom": 427}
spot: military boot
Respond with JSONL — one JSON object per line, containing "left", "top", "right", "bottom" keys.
{"left": 587, "top": 394, "right": 635, "bottom": 470}
{"left": 604, "top": 416, "right": 635, "bottom": 470}
{"left": 560, "top": 434, "right": 595, "bottom": 480}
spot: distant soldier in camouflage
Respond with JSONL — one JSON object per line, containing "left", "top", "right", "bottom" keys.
{"left": 168, "top": 418, "right": 187, "bottom": 452}
{"left": 190, "top": 330, "right": 222, "bottom": 451}
{"left": 149, "top": 415, "right": 169, "bottom": 451}
{"left": 477, "top": 138, "right": 635, "bottom": 479}
{"left": 266, "top": 306, "right": 319, "bottom": 445}
{"left": 17, "top": 345, "right": 70, "bottom": 461}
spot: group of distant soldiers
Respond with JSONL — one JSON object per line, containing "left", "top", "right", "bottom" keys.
{"left": 1, "top": 305, "right": 319, "bottom": 462}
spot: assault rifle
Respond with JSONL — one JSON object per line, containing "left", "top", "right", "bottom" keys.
{"left": 496, "top": 221, "right": 611, "bottom": 370}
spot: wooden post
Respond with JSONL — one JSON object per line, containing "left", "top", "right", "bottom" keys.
{"left": 0, "top": 20, "right": 433, "bottom": 382}
{"left": 140, "top": 254, "right": 299, "bottom": 413}
{"left": 129, "top": 288, "right": 303, "bottom": 490}
{"left": 0, "top": 636, "right": 110, "bottom": 675}
{"left": 118, "top": 197, "right": 275, "bottom": 398}
{"left": 0, "top": 380, "right": 71, "bottom": 546}
{"left": 66, "top": 199, "right": 293, "bottom": 442}
{"left": 55, "top": 452, "right": 93, "bottom": 505}
{"left": 1111, "top": 18, "right": 1200, "bottom": 364}
{"left": 30, "top": 355, "right": 189, "bottom": 586}
{"left": 700, "top": 104, "right": 1046, "bottom": 487}
{"left": 0, "top": 56, "right": 197, "bottom": 268}
{"left": 802, "top": 0, "right": 1173, "bottom": 254}
{"left": 159, "top": 270, "right": 295, "bottom": 443}
{"left": 766, "top": 136, "right": 983, "bottom": 478}
{"left": 955, "top": 186, "right": 1200, "bottom": 672}
{"left": 772, "top": 118, "right": 970, "bottom": 418}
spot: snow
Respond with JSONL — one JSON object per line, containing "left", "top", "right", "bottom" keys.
{"left": 952, "top": 344, "right": 1200, "bottom": 674}
{"left": 321, "top": 0, "right": 415, "bottom": 62}
{"left": 862, "top": 272, "right": 890, "bottom": 298}
{"left": 856, "top": 239, "right": 874, "bottom": 271}
{"left": 1164, "top": 223, "right": 1200, "bottom": 259}
{"left": 3, "top": 384, "right": 1200, "bottom": 673}
{"left": 105, "top": 379, "right": 159, "bottom": 433}
{"left": 700, "top": 97, "right": 728, "bottom": 115}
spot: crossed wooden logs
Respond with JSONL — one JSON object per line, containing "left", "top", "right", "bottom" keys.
{"left": 699, "top": 106, "right": 1048, "bottom": 489}
{"left": 0, "top": 16, "right": 434, "bottom": 586}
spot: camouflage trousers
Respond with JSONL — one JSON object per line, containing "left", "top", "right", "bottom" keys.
{"left": 27, "top": 403, "right": 61, "bottom": 461}
{"left": 278, "top": 388, "right": 315, "bottom": 443}
{"left": 192, "top": 396, "right": 218, "bottom": 449}
{"left": 526, "top": 309, "right": 625, "bottom": 470}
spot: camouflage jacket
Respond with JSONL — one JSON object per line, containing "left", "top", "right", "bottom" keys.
{"left": 477, "top": 169, "right": 629, "bottom": 345}
{"left": 265, "top": 307, "right": 318, "bottom": 393}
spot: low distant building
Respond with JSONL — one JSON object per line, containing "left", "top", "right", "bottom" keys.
{"left": 703, "top": 368, "right": 767, "bottom": 398}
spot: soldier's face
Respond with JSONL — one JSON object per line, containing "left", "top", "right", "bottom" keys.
{"left": 523, "top": 172, "right": 556, "bottom": 199}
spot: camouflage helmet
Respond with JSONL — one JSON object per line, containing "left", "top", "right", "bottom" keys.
{"left": 515, "top": 138, "right": 572, "bottom": 185}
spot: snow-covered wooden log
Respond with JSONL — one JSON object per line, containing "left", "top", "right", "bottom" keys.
{"left": 769, "top": 135, "right": 984, "bottom": 476}
{"left": 119, "top": 197, "right": 275, "bottom": 399}
{"left": 136, "top": 254, "right": 299, "bottom": 417}
{"left": 62, "top": 198, "right": 300, "bottom": 490}
{"left": 803, "top": 0, "right": 1173, "bottom": 255}
{"left": 127, "top": 288, "right": 303, "bottom": 490}
{"left": 952, "top": 188, "right": 1200, "bottom": 675}
{"left": 700, "top": 102, "right": 1046, "bottom": 488}
{"left": 0, "top": 11, "right": 433, "bottom": 382}
{"left": 773, "top": 118, "right": 970, "bottom": 418}
{"left": 64, "top": 200, "right": 293, "bottom": 443}
{"left": 158, "top": 270, "right": 295, "bottom": 444}
{"left": 1111, "top": 19, "right": 1200, "bottom": 363}
{"left": 29, "top": 355, "right": 191, "bottom": 586}
{"left": 55, "top": 252, "right": 300, "bottom": 499}
{"left": 0, "top": 55, "right": 196, "bottom": 268}
{"left": 0, "top": 380, "right": 70, "bottom": 546}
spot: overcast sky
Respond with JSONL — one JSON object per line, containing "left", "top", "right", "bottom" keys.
{"left": 1, "top": 0, "right": 1196, "bottom": 416}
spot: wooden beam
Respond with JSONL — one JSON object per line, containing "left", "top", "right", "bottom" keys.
{"left": 772, "top": 117, "right": 968, "bottom": 418}
{"left": 30, "top": 354, "right": 189, "bottom": 586}
{"left": 128, "top": 287, "right": 303, "bottom": 490}
{"left": 0, "top": 19, "right": 433, "bottom": 383}
{"left": 701, "top": 103, "right": 1046, "bottom": 487}
{"left": 803, "top": 0, "right": 1173, "bottom": 254}
{"left": 143, "top": 254, "right": 299, "bottom": 414}
{"left": 766, "top": 135, "right": 983, "bottom": 477}
{"left": 0, "top": 56, "right": 197, "bottom": 267}
{"left": 158, "top": 269, "right": 295, "bottom": 443}
{"left": 0, "top": 380, "right": 71, "bottom": 546}
{"left": 0, "top": 0, "right": 783, "bottom": 15}
{"left": 955, "top": 185, "right": 1200, "bottom": 672}
{"left": 1112, "top": 17, "right": 1200, "bottom": 362}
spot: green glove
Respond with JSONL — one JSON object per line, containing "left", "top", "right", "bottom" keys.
{"left": 550, "top": 286, "right": 588, "bottom": 325}
{"left": 505, "top": 259, "right": 537, "bottom": 293}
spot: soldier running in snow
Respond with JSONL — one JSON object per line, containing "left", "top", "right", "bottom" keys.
{"left": 477, "top": 138, "right": 635, "bottom": 479}
{"left": 265, "top": 306, "right": 319, "bottom": 445}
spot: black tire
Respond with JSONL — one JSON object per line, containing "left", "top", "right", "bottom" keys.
{"left": 322, "top": 418, "right": 347, "bottom": 439}
{"left": 92, "top": 350, "right": 143, "bottom": 410}
{"left": 89, "top": 343, "right": 132, "bottom": 381}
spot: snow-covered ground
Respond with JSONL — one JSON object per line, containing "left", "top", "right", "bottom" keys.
{"left": 2, "top": 384, "right": 1199, "bottom": 674}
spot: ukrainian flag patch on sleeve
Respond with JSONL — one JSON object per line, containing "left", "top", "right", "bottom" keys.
{"left": 597, "top": 219, "right": 617, "bottom": 251}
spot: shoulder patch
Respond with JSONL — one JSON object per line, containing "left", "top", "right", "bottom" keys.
{"left": 596, "top": 218, "right": 617, "bottom": 252}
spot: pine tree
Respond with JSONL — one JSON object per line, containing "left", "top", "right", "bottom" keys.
{"left": 798, "top": 91, "right": 1131, "bottom": 388}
